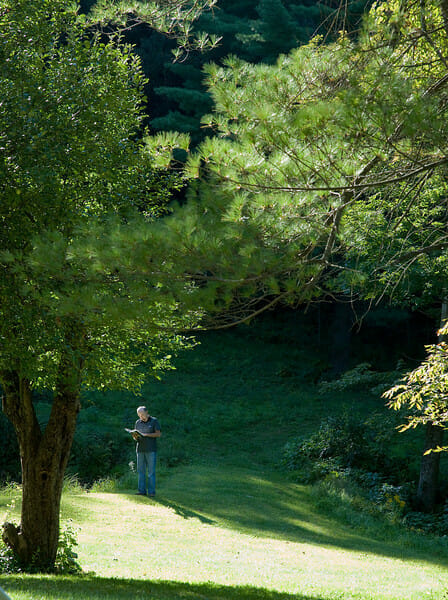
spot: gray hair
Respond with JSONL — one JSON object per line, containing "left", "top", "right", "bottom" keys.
{"left": 137, "top": 406, "right": 148, "bottom": 415}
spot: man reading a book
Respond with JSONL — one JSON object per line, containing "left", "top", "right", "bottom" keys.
{"left": 133, "top": 406, "right": 161, "bottom": 497}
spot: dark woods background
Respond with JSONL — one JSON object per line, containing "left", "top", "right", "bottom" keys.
{"left": 80, "top": 0, "right": 371, "bottom": 144}
{"left": 0, "top": 300, "right": 438, "bottom": 485}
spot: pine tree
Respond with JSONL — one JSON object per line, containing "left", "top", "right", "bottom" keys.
{"left": 152, "top": 62, "right": 214, "bottom": 143}
{"left": 185, "top": 0, "right": 448, "bottom": 508}
{"left": 99, "top": 0, "right": 372, "bottom": 144}
{"left": 255, "top": 0, "right": 298, "bottom": 62}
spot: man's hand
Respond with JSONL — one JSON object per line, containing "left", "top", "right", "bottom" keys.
{"left": 131, "top": 432, "right": 140, "bottom": 441}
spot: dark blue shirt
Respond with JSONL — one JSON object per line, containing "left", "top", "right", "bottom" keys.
{"left": 135, "top": 417, "right": 160, "bottom": 453}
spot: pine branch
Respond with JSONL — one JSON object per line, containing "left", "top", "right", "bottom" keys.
{"left": 218, "top": 156, "right": 448, "bottom": 194}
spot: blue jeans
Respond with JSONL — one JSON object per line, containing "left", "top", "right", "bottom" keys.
{"left": 137, "top": 451, "right": 157, "bottom": 495}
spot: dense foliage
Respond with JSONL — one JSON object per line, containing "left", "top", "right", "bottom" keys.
{"left": 2, "top": 0, "right": 448, "bottom": 572}
{"left": 184, "top": 0, "right": 448, "bottom": 312}
{"left": 385, "top": 322, "right": 448, "bottom": 450}
{"left": 0, "top": 0, "right": 197, "bottom": 393}
{"left": 171, "top": 0, "right": 448, "bottom": 510}
{"left": 282, "top": 410, "right": 405, "bottom": 482}
{"left": 80, "top": 0, "right": 370, "bottom": 144}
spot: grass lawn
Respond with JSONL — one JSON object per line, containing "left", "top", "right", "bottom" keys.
{"left": 1, "top": 462, "right": 448, "bottom": 600}
{"left": 1, "top": 318, "right": 448, "bottom": 599}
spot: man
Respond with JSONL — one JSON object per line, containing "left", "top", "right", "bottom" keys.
{"left": 133, "top": 406, "right": 161, "bottom": 497}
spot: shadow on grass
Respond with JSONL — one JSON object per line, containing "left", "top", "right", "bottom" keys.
{"left": 154, "top": 497, "right": 215, "bottom": 525}
{"left": 0, "top": 575, "right": 326, "bottom": 600}
{"left": 151, "top": 465, "right": 448, "bottom": 567}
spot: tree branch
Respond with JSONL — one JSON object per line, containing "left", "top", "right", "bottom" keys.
{"left": 393, "top": 238, "right": 448, "bottom": 261}
{"left": 218, "top": 156, "right": 448, "bottom": 194}
{"left": 187, "top": 292, "right": 290, "bottom": 331}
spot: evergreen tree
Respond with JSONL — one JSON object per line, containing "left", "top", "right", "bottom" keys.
{"left": 152, "top": 62, "right": 214, "bottom": 144}
{"left": 255, "top": 0, "right": 298, "bottom": 62}
{"left": 183, "top": 0, "right": 448, "bottom": 507}
{"left": 104, "top": 0, "right": 372, "bottom": 143}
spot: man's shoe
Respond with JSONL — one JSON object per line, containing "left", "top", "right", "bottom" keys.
{"left": 136, "top": 492, "right": 146, "bottom": 496}
{"left": 148, "top": 493, "right": 155, "bottom": 497}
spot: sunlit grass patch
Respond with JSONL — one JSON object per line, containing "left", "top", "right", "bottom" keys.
{"left": 3, "top": 462, "right": 446, "bottom": 600}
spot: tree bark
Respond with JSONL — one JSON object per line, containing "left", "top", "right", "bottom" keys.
{"left": 1, "top": 322, "right": 84, "bottom": 570}
{"left": 416, "top": 422, "right": 444, "bottom": 512}
{"left": 329, "top": 300, "right": 353, "bottom": 376}
{"left": 415, "top": 297, "right": 448, "bottom": 512}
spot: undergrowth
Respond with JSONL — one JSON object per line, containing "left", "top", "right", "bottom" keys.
{"left": 282, "top": 402, "right": 448, "bottom": 537}
{"left": 0, "top": 521, "right": 82, "bottom": 575}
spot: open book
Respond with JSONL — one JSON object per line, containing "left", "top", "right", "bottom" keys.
{"left": 125, "top": 428, "right": 143, "bottom": 438}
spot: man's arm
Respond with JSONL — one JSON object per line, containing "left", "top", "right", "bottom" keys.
{"left": 142, "top": 430, "right": 161, "bottom": 438}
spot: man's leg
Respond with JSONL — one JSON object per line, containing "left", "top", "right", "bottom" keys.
{"left": 136, "top": 451, "right": 147, "bottom": 495}
{"left": 147, "top": 452, "right": 157, "bottom": 496}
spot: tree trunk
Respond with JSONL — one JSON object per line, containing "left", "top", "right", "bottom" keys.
{"left": 416, "top": 422, "right": 444, "bottom": 512}
{"left": 329, "top": 300, "right": 352, "bottom": 376}
{"left": 415, "top": 297, "right": 448, "bottom": 512}
{"left": 1, "top": 323, "right": 84, "bottom": 570}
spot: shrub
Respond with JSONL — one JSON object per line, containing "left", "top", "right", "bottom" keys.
{"left": 309, "top": 472, "right": 410, "bottom": 534}
{"left": 0, "top": 540, "right": 20, "bottom": 574}
{"left": 0, "top": 521, "right": 81, "bottom": 574}
{"left": 62, "top": 474, "right": 85, "bottom": 494}
{"left": 318, "top": 361, "right": 405, "bottom": 395}
{"left": 403, "top": 500, "right": 448, "bottom": 536}
{"left": 282, "top": 409, "right": 404, "bottom": 479}
{"left": 55, "top": 522, "right": 82, "bottom": 574}
{"left": 281, "top": 411, "right": 448, "bottom": 535}
{"left": 89, "top": 477, "right": 119, "bottom": 493}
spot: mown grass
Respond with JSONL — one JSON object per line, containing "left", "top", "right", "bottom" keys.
{"left": 1, "top": 314, "right": 448, "bottom": 599}
{"left": 1, "top": 468, "right": 448, "bottom": 600}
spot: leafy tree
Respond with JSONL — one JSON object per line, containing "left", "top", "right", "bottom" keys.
{"left": 0, "top": 0, "right": 208, "bottom": 571}
{"left": 80, "top": 0, "right": 221, "bottom": 143}
{"left": 384, "top": 315, "right": 448, "bottom": 511}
